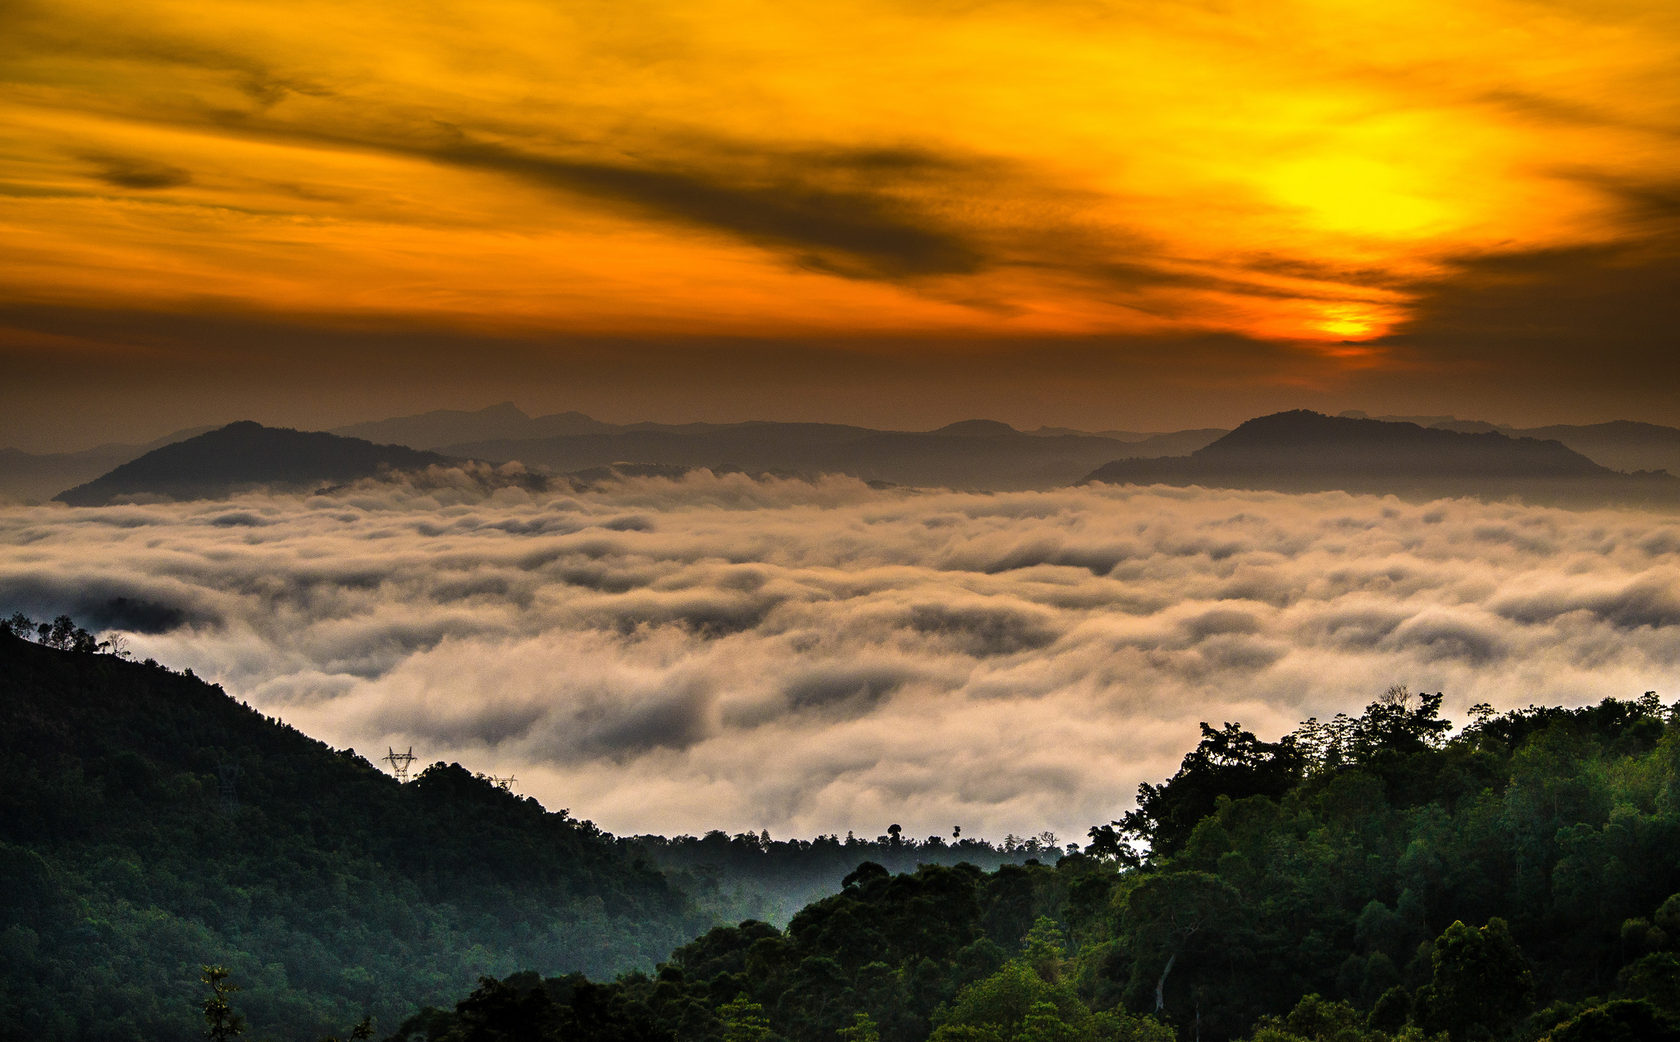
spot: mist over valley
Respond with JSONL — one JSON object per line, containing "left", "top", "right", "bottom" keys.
{"left": 6, "top": 441, "right": 1677, "bottom": 843}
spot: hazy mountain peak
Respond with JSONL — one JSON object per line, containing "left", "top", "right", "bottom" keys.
{"left": 1337, "top": 409, "right": 1503, "bottom": 434}
{"left": 1197, "top": 410, "right": 1606, "bottom": 469}
{"left": 331, "top": 401, "right": 547, "bottom": 449}
{"left": 54, "top": 422, "right": 448, "bottom": 505}
{"left": 929, "top": 418, "right": 1017, "bottom": 437}
{"left": 1081, "top": 409, "right": 1675, "bottom": 505}
{"left": 1211, "top": 409, "right": 1429, "bottom": 447}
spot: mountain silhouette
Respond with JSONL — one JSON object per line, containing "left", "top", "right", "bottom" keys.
{"left": 1083, "top": 410, "right": 1679, "bottom": 504}
{"left": 444, "top": 421, "right": 1163, "bottom": 491}
{"left": 331, "top": 401, "right": 614, "bottom": 449}
{"left": 33, "top": 406, "right": 1680, "bottom": 502}
{"left": 0, "top": 425, "right": 219, "bottom": 504}
{"left": 928, "top": 418, "right": 1019, "bottom": 437}
{"left": 0, "top": 629, "right": 698, "bottom": 1038}
{"left": 1339, "top": 411, "right": 1680, "bottom": 475}
{"left": 1507, "top": 420, "right": 1680, "bottom": 475}
{"left": 54, "top": 422, "right": 450, "bottom": 505}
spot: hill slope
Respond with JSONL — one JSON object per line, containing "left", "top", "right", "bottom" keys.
{"left": 1083, "top": 410, "right": 1679, "bottom": 504}
{"left": 1512, "top": 420, "right": 1680, "bottom": 476}
{"left": 1343, "top": 412, "right": 1680, "bottom": 475}
{"left": 0, "top": 625, "right": 1054, "bottom": 1040}
{"left": 54, "top": 422, "right": 452, "bottom": 505}
{"left": 0, "top": 631, "right": 704, "bottom": 1040}
{"left": 405, "top": 690, "right": 1680, "bottom": 1042}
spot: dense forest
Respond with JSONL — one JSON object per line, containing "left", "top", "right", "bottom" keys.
{"left": 0, "top": 616, "right": 1036, "bottom": 1041}
{"left": 5, "top": 614, "right": 1679, "bottom": 1041}
{"left": 396, "top": 688, "right": 1680, "bottom": 1042}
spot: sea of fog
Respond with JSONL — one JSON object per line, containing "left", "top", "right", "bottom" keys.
{"left": 4, "top": 468, "right": 1678, "bottom": 844}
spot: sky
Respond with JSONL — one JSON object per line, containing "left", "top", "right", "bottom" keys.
{"left": 3, "top": 0, "right": 1680, "bottom": 449}
{"left": 4, "top": 474, "right": 1677, "bottom": 841}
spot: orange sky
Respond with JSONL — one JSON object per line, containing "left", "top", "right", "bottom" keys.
{"left": 3, "top": 0, "right": 1679, "bottom": 445}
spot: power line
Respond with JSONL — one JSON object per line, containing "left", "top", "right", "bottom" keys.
{"left": 384, "top": 746, "right": 415, "bottom": 783}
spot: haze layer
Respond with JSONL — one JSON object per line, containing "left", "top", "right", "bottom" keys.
{"left": 5, "top": 472, "right": 1676, "bottom": 840}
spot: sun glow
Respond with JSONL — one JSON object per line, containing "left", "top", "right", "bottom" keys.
{"left": 1, "top": 0, "right": 1677, "bottom": 396}
{"left": 1263, "top": 155, "right": 1452, "bottom": 240}
{"left": 1314, "top": 303, "right": 1390, "bottom": 341}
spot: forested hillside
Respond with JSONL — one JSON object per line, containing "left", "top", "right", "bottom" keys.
{"left": 402, "top": 687, "right": 1680, "bottom": 1042}
{"left": 0, "top": 618, "right": 1048, "bottom": 1041}
{"left": 0, "top": 623, "right": 704, "bottom": 1040}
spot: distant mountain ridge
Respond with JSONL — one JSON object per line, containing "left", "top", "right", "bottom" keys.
{"left": 0, "top": 424, "right": 218, "bottom": 504}
{"left": 54, "top": 422, "right": 450, "bottom": 505}
{"left": 439, "top": 419, "right": 1207, "bottom": 491}
{"left": 1198, "top": 411, "right": 1611, "bottom": 475}
{"left": 321, "top": 403, "right": 1222, "bottom": 490}
{"left": 42, "top": 412, "right": 1224, "bottom": 503}
{"left": 322, "top": 404, "right": 1680, "bottom": 488}
{"left": 331, "top": 401, "right": 613, "bottom": 449}
{"left": 1341, "top": 411, "right": 1680, "bottom": 475}
{"left": 33, "top": 406, "right": 1680, "bottom": 504}
{"left": 1083, "top": 409, "right": 1680, "bottom": 505}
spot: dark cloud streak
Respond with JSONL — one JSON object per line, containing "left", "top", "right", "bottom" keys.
{"left": 1382, "top": 182, "right": 1680, "bottom": 409}
{"left": 432, "top": 137, "right": 989, "bottom": 279}
{"left": 80, "top": 152, "right": 192, "bottom": 189}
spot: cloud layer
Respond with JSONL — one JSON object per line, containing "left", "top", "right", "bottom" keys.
{"left": 4, "top": 473, "right": 1678, "bottom": 842}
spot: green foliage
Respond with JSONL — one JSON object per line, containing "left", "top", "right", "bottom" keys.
{"left": 1109, "top": 722, "right": 1306, "bottom": 862}
{"left": 201, "top": 966, "right": 376, "bottom": 1042}
{"left": 839, "top": 1011, "right": 884, "bottom": 1042}
{"left": 1120, "top": 870, "right": 1245, "bottom": 1019}
{"left": 201, "top": 965, "right": 245, "bottom": 1041}
{"left": 17, "top": 623, "right": 1680, "bottom": 1042}
{"left": 383, "top": 683, "right": 1680, "bottom": 1042}
{"left": 933, "top": 961, "right": 1076, "bottom": 1039}
{"left": 1542, "top": 999, "right": 1680, "bottom": 1042}
{"left": 1241, "top": 993, "right": 1441, "bottom": 1042}
{"left": 930, "top": 934, "right": 1172, "bottom": 1042}
{"left": 1616, "top": 952, "right": 1680, "bottom": 1013}
{"left": 0, "top": 632, "right": 704, "bottom": 1039}
{"left": 394, "top": 856, "right": 1110, "bottom": 1042}
{"left": 1021, "top": 918, "right": 1069, "bottom": 984}
{"left": 1412, "top": 919, "right": 1532, "bottom": 1040}
{"left": 720, "top": 993, "right": 777, "bottom": 1042}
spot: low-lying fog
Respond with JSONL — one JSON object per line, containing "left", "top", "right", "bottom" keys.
{"left": 5, "top": 467, "right": 1677, "bottom": 843}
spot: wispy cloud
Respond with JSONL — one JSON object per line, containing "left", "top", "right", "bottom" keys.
{"left": 430, "top": 137, "right": 991, "bottom": 280}
{"left": 79, "top": 152, "right": 193, "bottom": 189}
{"left": 7, "top": 0, "right": 1680, "bottom": 421}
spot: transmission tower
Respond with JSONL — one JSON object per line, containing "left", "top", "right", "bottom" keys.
{"left": 492, "top": 774, "right": 517, "bottom": 793}
{"left": 385, "top": 746, "right": 415, "bottom": 783}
